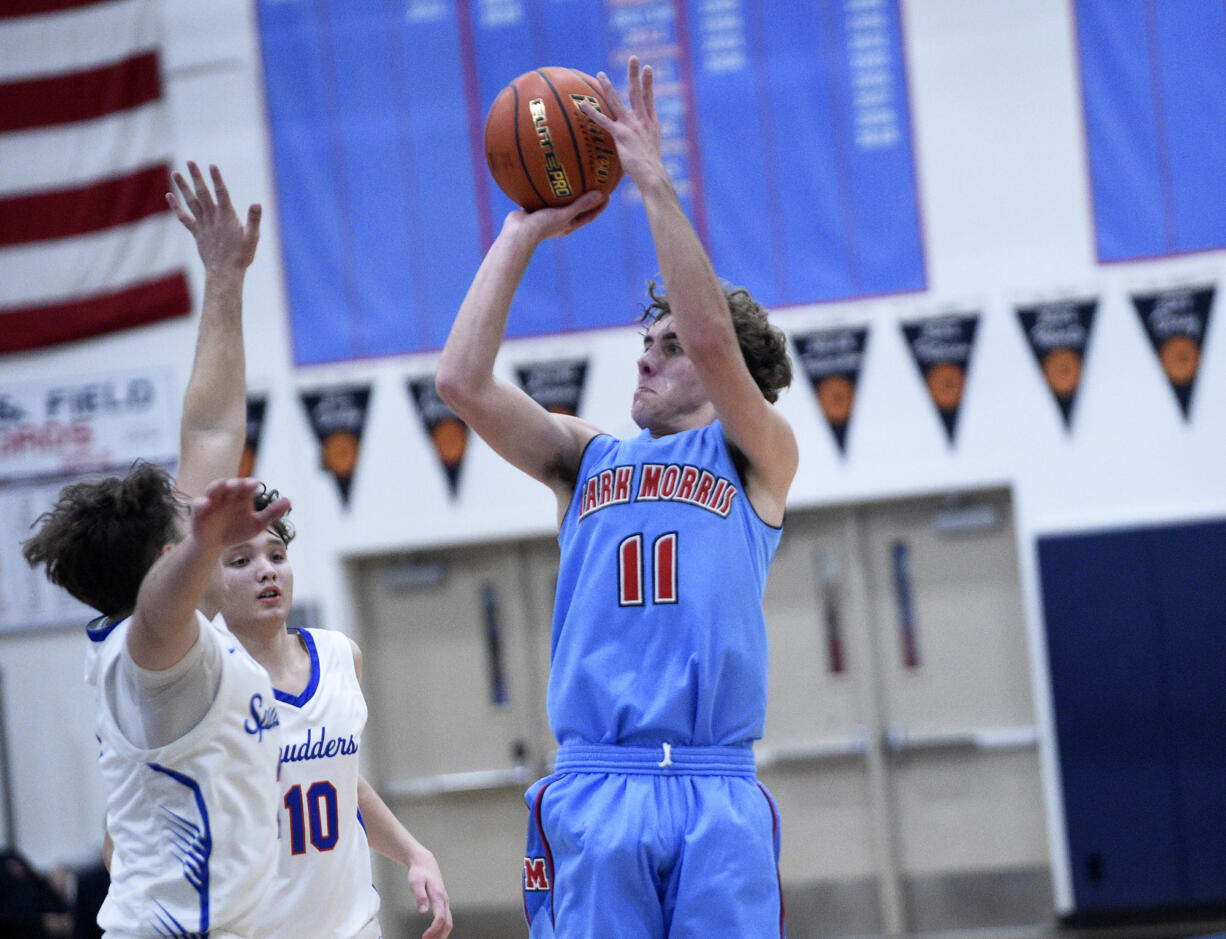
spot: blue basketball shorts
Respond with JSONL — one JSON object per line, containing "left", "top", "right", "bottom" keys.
{"left": 522, "top": 743, "right": 786, "bottom": 938}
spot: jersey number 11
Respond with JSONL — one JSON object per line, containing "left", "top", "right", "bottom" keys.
{"left": 618, "top": 532, "right": 678, "bottom": 606}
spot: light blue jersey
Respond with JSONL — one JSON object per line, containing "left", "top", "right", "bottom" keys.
{"left": 549, "top": 421, "right": 783, "bottom": 748}
{"left": 525, "top": 421, "right": 787, "bottom": 937}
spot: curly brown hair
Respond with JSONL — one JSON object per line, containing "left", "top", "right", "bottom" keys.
{"left": 22, "top": 461, "right": 184, "bottom": 619}
{"left": 252, "top": 482, "right": 295, "bottom": 546}
{"left": 640, "top": 280, "right": 792, "bottom": 402}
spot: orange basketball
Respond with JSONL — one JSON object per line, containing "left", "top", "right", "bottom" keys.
{"left": 484, "top": 67, "right": 622, "bottom": 211}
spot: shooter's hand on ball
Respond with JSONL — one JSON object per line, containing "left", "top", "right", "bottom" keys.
{"left": 502, "top": 188, "right": 607, "bottom": 243}
{"left": 581, "top": 57, "right": 666, "bottom": 194}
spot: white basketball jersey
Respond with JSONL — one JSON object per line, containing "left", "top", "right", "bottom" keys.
{"left": 86, "top": 611, "right": 281, "bottom": 937}
{"left": 253, "top": 628, "right": 380, "bottom": 939}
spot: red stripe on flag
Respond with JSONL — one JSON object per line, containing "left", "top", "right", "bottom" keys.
{"left": 0, "top": 165, "right": 172, "bottom": 246}
{"left": 0, "top": 51, "right": 160, "bottom": 132}
{"left": 0, "top": 271, "right": 190, "bottom": 354}
{"left": 0, "top": 0, "right": 112, "bottom": 20}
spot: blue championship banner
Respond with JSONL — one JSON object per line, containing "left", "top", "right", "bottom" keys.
{"left": 256, "top": 0, "right": 925, "bottom": 364}
{"left": 1074, "top": 0, "right": 1226, "bottom": 261}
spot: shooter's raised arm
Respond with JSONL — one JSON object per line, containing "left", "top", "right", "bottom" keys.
{"left": 583, "top": 58, "right": 797, "bottom": 522}
{"left": 435, "top": 193, "right": 604, "bottom": 510}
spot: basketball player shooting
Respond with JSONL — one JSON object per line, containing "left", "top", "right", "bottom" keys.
{"left": 436, "top": 56, "right": 798, "bottom": 937}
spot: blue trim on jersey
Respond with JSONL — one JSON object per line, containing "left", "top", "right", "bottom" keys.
{"left": 147, "top": 762, "right": 212, "bottom": 934}
{"left": 86, "top": 614, "right": 122, "bottom": 643}
{"left": 150, "top": 900, "right": 195, "bottom": 937}
{"left": 273, "top": 628, "right": 321, "bottom": 706}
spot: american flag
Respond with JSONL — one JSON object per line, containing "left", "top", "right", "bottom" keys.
{"left": 0, "top": 0, "right": 190, "bottom": 355}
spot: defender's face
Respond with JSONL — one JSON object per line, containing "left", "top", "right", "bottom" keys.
{"left": 216, "top": 532, "right": 294, "bottom": 633}
{"left": 631, "top": 316, "right": 712, "bottom": 436}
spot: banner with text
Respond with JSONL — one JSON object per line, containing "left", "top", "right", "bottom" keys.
{"left": 792, "top": 326, "right": 871, "bottom": 455}
{"left": 257, "top": 0, "right": 924, "bottom": 363}
{"left": 408, "top": 377, "right": 469, "bottom": 498}
{"left": 1016, "top": 299, "right": 1097, "bottom": 430}
{"left": 299, "top": 384, "right": 371, "bottom": 507}
{"left": 514, "top": 358, "right": 589, "bottom": 416}
{"left": 0, "top": 367, "right": 177, "bottom": 633}
{"left": 901, "top": 314, "right": 979, "bottom": 444}
{"left": 1131, "top": 284, "right": 1214, "bottom": 420}
{"left": 239, "top": 394, "right": 268, "bottom": 478}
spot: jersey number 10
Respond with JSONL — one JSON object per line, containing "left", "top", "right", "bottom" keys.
{"left": 618, "top": 532, "right": 678, "bottom": 606}
{"left": 284, "top": 781, "right": 339, "bottom": 854}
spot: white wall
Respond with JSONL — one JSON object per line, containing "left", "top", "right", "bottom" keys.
{"left": 2, "top": 0, "right": 1223, "bottom": 904}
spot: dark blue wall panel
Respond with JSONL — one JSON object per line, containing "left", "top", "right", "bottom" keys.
{"left": 1039, "top": 518, "right": 1226, "bottom": 916}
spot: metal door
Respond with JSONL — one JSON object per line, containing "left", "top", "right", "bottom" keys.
{"left": 349, "top": 539, "right": 558, "bottom": 925}
{"left": 760, "top": 489, "right": 1051, "bottom": 936}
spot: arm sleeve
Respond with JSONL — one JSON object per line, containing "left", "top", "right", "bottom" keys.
{"left": 108, "top": 611, "right": 224, "bottom": 749}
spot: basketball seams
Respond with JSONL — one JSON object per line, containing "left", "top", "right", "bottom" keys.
{"left": 537, "top": 68, "right": 590, "bottom": 198}
{"left": 509, "top": 82, "right": 550, "bottom": 211}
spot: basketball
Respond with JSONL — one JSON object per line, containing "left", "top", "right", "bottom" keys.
{"left": 483, "top": 67, "right": 623, "bottom": 211}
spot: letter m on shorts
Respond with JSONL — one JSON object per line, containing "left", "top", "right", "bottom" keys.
{"left": 523, "top": 856, "right": 550, "bottom": 891}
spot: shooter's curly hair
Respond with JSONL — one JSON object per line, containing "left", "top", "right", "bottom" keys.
{"left": 640, "top": 280, "right": 792, "bottom": 402}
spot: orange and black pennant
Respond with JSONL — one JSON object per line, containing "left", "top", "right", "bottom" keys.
{"left": 514, "top": 358, "right": 588, "bottom": 416}
{"left": 1131, "top": 284, "right": 1214, "bottom": 420}
{"left": 792, "top": 326, "right": 870, "bottom": 455}
{"left": 238, "top": 394, "right": 267, "bottom": 479}
{"left": 299, "top": 384, "right": 371, "bottom": 507}
{"left": 408, "top": 376, "right": 468, "bottom": 498}
{"left": 900, "top": 314, "right": 979, "bottom": 444}
{"left": 1016, "top": 299, "right": 1097, "bottom": 431}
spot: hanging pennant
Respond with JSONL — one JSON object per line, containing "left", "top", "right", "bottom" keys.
{"left": 1016, "top": 298, "right": 1097, "bottom": 430}
{"left": 1131, "top": 284, "right": 1214, "bottom": 420}
{"left": 298, "top": 384, "right": 371, "bottom": 507}
{"left": 407, "top": 376, "right": 469, "bottom": 498}
{"left": 792, "top": 326, "right": 870, "bottom": 455}
{"left": 900, "top": 314, "right": 979, "bottom": 444}
{"left": 514, "top": 358, "right": 589, "bottom": 416}
{"left": 238, "top": 394, "right": 267, "bottom": 479}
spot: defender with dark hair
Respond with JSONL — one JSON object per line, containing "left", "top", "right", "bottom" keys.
{"left": 23, "top": 164, "right": 286, "bottom": 937}
{"left": 23, "top": 462, "right": 182, "bottom": 620}
{"left": 438, "top": 57, "right": 797, "bottom": 939}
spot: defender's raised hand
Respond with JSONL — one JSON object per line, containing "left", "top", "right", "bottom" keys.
{"left": 168, "top": 161, "right": 261, "bottom": 275}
